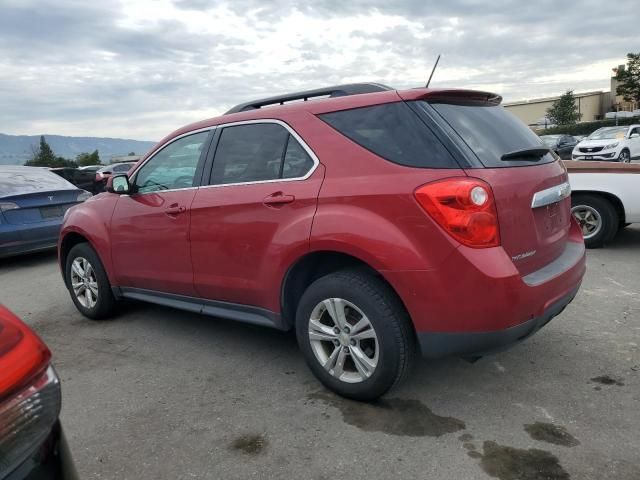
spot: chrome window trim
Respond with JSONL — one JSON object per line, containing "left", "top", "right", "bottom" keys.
{"left": 200, "top": 118, "right": 320, "bottom": 190}
{"left": 531, "top": 181, "right": 571, "bottom": 209}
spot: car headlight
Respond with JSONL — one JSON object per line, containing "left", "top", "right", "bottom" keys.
{"left": 0, "top": 202, "right": 19, "bottom": 212}
{"left": 76, "top": 191, "right": 92, "bottom": 202}
{"left": 604, "top": 142, "right": 619, "bottom": 150}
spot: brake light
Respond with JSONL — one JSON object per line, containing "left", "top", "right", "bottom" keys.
{"left": 0, "top": 306, "right": 60, "bottom": 478}
{"left": 414, "top": 178, "right": 500, "bottom": 248}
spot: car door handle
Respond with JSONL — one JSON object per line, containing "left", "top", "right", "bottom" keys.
{"left": 165, "top": 204, "right": 186, "bottom": 215}
{"left": 263, "top": 192, "right": 295, "bottom": 207}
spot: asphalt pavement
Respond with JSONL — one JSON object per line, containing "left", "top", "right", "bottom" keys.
{"left": 1, "top": 228, "right": 639, "bottom": 480}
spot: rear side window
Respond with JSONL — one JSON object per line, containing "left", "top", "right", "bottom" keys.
{"left": 210, "top": 123, "right": 315, "bottom": 185}
{"left": 319, "top": 102, "right": 458, "bottom": 168}
{"left": 425, "top": 102, "right": 554, "bottom": 167}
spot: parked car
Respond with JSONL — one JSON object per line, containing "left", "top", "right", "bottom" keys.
{"left": 94, "top": 162, "right": 136, "bottom": 192}
{"left": 50, "top": 167, "right": 98, "bottom": 194}
{"left": 0, "top": 304, "right": 77, "bottom": 479}
{"left": 566, "top": 160, "right": 640, "bottom": 247}
{"left": 59, "top": 83, "right": 586, "bottom": 400}
{"left": 0, "top": 166, "right": 91, "bottom": 258}
{"left": 571, "top": 125, "right": 640, "bottom": 162}
{"left": 540, "top": 134, "right": 578, "bottom": 159}
{"left": 77, "top": 165, "right": 102, "bottom": 172}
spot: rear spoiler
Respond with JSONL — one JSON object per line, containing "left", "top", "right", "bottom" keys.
{"left": 397, "top": 88, "right": 502, "bottom": 106}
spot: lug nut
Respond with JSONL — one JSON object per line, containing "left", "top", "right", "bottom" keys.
{"left": 350, "top": 339, "right": 356, "bottom": 346}
{"left": 343, "top": 326, "right": 350, "bottom": 334}
{"left": 333, "top": 327, "right": 340, "bottom": 334}
{"left": 333, "top": 339, "right": 340, "bottom": 346}
{"left": 343, "top": 347, "right": 349, "bottom": 353}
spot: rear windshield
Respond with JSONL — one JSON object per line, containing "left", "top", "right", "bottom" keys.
{"left": 319, "top": 102, "right": 459, "bottom": 168}
{"left": 424, "top": 101, "right": 555, "bottom": 167}
{"left": 0, "top": 167, "right": 76, "bottom": 197}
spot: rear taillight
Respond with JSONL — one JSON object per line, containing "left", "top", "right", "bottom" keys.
{"left": 414, "top": 178, "right": 500, "bottom": 248}
{"left": 0, "top": 305, "right": 61, "bottom": 477}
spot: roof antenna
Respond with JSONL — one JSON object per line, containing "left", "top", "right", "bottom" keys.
{"left": 426, "top": 54, "right": 441, "bottom": 88}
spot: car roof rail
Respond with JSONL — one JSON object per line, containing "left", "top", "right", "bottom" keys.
{"left": 224, "top": 83, "right": 394, "bottom": 114}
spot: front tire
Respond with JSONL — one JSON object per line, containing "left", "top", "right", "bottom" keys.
{"left": 295, "top": 269, "right": 415, "bottom": 401}
{"left": 571, "top": 194, "right": 619, "bottom": 248}
{"left": 618, "top": 149, "right": 631, "bottom": 163}
{"left": 65, "top": 243, "right": 116, "bottom": 319}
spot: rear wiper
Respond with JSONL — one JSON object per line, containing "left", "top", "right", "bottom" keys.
{"left": 501, "top": 147, "right": 550, "bottom": 161}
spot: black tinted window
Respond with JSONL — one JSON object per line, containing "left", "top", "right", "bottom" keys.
{"left": 211, "top": 124, "right": 314, "bottom": 185}
{"left": 319, "top": 102, "right": 457, "bottom": 168}
{"left": 282, "top": 136, "right": 314, "bottom": 179}
{"left": 427, "top": 102, "right": 554, "bottom": 167}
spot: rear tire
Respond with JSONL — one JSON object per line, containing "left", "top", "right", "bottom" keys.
{"left": 571, "top": 194, "right": 619, "bottom": 248}
{"left": 65, "top": 243, "right": 117, "bottom": 320}
{"left": 295, "top": 268, "right": 416, "bottom": 401}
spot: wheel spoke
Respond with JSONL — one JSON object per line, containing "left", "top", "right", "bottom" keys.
{"left": 333, "top": 348, "right": 347, "bottom": 378}
{"left": 72, "top": 260, "right": 84, "bottom": 278}
{"left": 71, "top": 280, "right": 83, "bottom": 290}
{"left": 323, "top": 299, "right": 348, "bottom": 329}
{"left": 88, "top": 281, "right": 99, "bottom": 296}
{"left": 352, "top": 328, "right": 376, "bottom": 341}
{"left": 85, "top": 287, "right": 93, "bottom": 305}
{"left": 323, "top": 346, "right": 341, "bottom": 372}
{"left": 349, "top": 345, "right": 376, "bottom": 378}
{"left": 309, "top": 319, "right": 338, "bottom": 342}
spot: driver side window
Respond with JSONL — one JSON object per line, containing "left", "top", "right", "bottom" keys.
{"left": 135, "top": 131, "right": 210, "bottom": 194}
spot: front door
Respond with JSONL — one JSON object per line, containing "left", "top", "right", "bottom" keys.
{"left": 110, "top": 130, "right": 211, "bottom": 296}
{"left": 190, "top": 121, "right": 323, "bottom": 312}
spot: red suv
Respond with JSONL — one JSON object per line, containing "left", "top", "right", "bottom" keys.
{"left": 59, "top": 84, "right": 585, "bottom": 400}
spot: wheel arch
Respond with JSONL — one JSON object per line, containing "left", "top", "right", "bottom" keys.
{"left": 280, "top": 250, "right": 413, "bottom": 331}
{"left": 571, "top": 190, "right": 626, "bottom": 225}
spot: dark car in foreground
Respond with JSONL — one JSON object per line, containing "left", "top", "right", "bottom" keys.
{"left": 59, "top": 83, "right": 586, "bottom": 400}
{"left": 0, "top": 166, "right": 91, "bottom": 258}
{"left": 540, "top": 134, "right": 578, "bottom": 159}
{"left": 0, "top": 304, "right": 77, "bottom": 479}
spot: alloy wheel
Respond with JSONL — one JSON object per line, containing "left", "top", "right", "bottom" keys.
{"left": 619, "top": 150, "right": 630, "bottom": 163}
{"left": 70, "top": 257, "right": 99, "bottom": 308}
{"left": 307, "top": 298, "right": 379, "bottom": 384}
{"left": 571, "top": 205, "right": 602, "bottom": 239}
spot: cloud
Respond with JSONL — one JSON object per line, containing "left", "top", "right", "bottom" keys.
{"left": 0, "top": 0, "right": 634, "bottom": 140}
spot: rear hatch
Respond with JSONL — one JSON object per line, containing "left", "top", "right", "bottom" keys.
{"left": 413, "top": 98, "right": 571, "bottom": 276}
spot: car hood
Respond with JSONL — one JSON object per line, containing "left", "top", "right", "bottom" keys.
{"left": 575, "top": 139, "right": 621, "bottom": 148}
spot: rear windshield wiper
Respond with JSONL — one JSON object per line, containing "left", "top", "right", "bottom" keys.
{"left": 501, "top": 147, "right": 550, "bottom": 161}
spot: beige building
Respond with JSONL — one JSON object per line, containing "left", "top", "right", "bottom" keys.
{"left": 504, "top": 65, "right": 638, "bottom": 126}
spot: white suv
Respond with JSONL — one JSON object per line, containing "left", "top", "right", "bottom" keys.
{"left": 572, "top": 124, "right": 640, "bottom": 162}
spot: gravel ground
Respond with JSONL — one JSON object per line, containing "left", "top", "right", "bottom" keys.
{"left": 1, "top": 227, "right": 639, "bottom": 480}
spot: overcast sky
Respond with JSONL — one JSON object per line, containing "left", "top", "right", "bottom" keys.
{"left": 0, "top": 0, "right": 635, "bottom": 140}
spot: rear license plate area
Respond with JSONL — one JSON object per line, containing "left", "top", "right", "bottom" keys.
{"left": 40, "top": 205, "right": 64, "bottom": 219}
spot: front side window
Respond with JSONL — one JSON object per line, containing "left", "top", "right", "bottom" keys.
{"left": 210, "top": 123, "right": 314, "bottom": 185}
{"left": 135, "top": 131, "right": 209, "bottom": 194}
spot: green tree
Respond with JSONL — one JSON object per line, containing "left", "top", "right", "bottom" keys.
{"left": 546, "top": 90, "right": 582, "bottom": 126}
{"left": 25, "top": 136, "right": 57, "bottom": 166}
{"left": 615, "top": 52, "right": 640, "bottom": 104}
{"left": 76, "top": 149, "right": 101, "bottom": 166}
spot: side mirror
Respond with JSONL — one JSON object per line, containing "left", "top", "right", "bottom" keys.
{"left": 107, "top": 175, "right": 131, "bottom": 194}
{"left": 630, "top": 133, "right": 639, "bottom": 138}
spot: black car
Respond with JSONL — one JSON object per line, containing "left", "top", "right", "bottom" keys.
{"left": 49, "top": 168, "right": 98, "bottom": 194}
{"left": 540, "top": 134, "right": 578, "bottom": 159}
{"left": 0, "top": 305, "right": 77, "bottom": 480}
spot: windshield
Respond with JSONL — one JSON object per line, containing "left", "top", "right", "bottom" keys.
{"left": 425, "top": 101, "right": 554, "bottom": 167}
{"left": 588, "top": 127, "right": 627, "bottom": 140}
{"left": 0, "top": 166, "right": 76, "bottom": 197}
{"left": 540, "top": 136, "right": 560, "bottom": 146}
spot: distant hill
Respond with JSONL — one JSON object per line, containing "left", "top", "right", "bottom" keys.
{"left": 0, "top": 133, "right": 157, "bottom": 165}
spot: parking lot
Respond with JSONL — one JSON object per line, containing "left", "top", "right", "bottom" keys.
{"left": 0, "top": 229, "right": 638, "bottom": 480}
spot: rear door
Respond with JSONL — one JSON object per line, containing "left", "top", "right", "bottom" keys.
{"left": 190, "top": 120, "right": 323, "bottom": 312}
{"left": 416, "top": 100, "right": 572, "bottom": 276}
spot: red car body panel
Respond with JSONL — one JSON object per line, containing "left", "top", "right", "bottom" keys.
{"left": 59, "top": 86, "right": 586, "bottom": 359}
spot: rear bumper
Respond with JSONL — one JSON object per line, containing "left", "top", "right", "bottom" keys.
{"left": 0, "top": 221, "right": 61, "bottom": 258}
{"left": 416, "top": 283, "right": 580, "bottom": 358}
